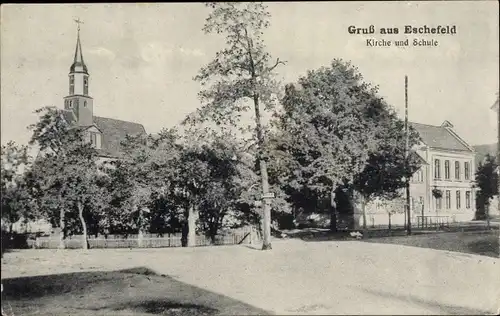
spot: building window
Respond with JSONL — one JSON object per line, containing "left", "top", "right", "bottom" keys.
{"left": 465, "top": 191, "right": 471, "bottom": 209}
{"left": 90, "top": 132, "right": 100, "bottom": 149}
{"left": 84, "top": 101, "right": 87, "bottom": 108}
{"left": 69, "top": 76, "right": 75, "bottom": 95}
{"left": 464, "top": 162, "right": 470, "bottom": 180}
{"left": 414, "top": 196, "right": 424, "bottom": 212}
{"left": 445, "top": 190, "right": 451, "bottom": 209}
{"left": 456, "top": 190, "right": 461, "bottom": 209}
{"left": 434, "top": 159, "right": 441, "bottom": 179}
{"left": 435, "top": 196, "right": 442, "bottom": 210}
{"left": 455, "top": 161, "right": 460, "bottom": 180}
{"left": 412, "top": 169, "right": 423, "bottom": 183}
{"left": 444, "top": 160, "right": 450, "bottom": 180}
{"left": 84, "top": 77, "right": 89, "bottom": 95}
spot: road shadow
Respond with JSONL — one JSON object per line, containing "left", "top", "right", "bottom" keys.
{"left": 364, "top": 231, "right": 499, "bottom": 258}
{"left": 354, "top": 286, "right": 494, "bottom": 315}
{"left": 467, "top": 237, "right": 499, "bottom": 257}
{"left": 283, "top": 227, "right": 408, "bottom": 242}
{"left": 1, "top": 266, "right": 270, "bottom": 316}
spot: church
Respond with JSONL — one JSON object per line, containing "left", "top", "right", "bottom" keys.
{"left": 9, "top": 24, "right": 148, "bottom": 235}
{"left": 61, "top": 23, "right": 146, "bottom": 159}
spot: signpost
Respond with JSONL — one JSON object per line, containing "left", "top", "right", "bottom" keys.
{"left": 261, "top": 192, "right": 275, "bottom": 200}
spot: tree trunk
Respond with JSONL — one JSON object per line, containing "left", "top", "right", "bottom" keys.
{"left": 404, "top": 207, "right": 407, "bottom": 230}
{"left": 330, "top": 188, "right": 337, "bottom": 232}
{"left": 77, "top": 201, "right": 88, "bottom": 250}
{"left": 361, "top": 196, "right": 367, "bottom": 237}
{"left": 137, "top": 207, "right": 144, "bottom": 248}
{"left": 486, "top": 203, "right": 491, "bottom": 230}
{"left": 58, "top": 206, "right": 66, "bottom": 249}
{"left": 181, "top": 222, "right": 188, "bottom": 247}
{"left": 388, "top": 213, "right": 392, "bottom": 235}
{"left": 253, "top": 93, "right": 272, "bottom": 250}
{"left": 209, "top": 221, "right": 218, "bottom": 245}
{"left": 187, "top": 205, "right": 196, "bottom": 247}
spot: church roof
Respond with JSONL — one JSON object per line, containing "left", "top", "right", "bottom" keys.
{"left": 410, "top": 121, "right": 473, "bottom": 152}
{"left": 61, "top": 112, "right": 146, "bottom": 159}
{"left": 93, "top": 116, "right": 147, "bottom": 158}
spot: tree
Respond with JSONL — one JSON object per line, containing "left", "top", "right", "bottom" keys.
{"left": 1, "top": 141, "right": 31, "bottom": 233}
{"left": 271, "top": 59, "right": 391, "bottom": 231}
{"left": 352, "top": 107, "right": 422, "bottom": 234}
{"left": 192, "top": 132, "right": 266, "bottom": 243}
{"left": 28, "top": 106, "right": 108, "bottom": 249}
{"left": 475, "top": 154, "right": 498, "bottom": 227}
{"left": 376, "top": 197, "right": 406, "bottom": 233}
{"left": 187, "top": 2, "right": 285, "bottom": 250}
{"left": 108, "top": 129, "right": 180, "bottom": 246}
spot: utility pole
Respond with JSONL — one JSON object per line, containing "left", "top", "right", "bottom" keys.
{"left": 496, "top": 96, "right": 500, "bottom": 221}
{"left": 497, "top": 96, "right": 500, "bottom": 250}
{"left": 405, "top": 75, "right": 412, "bottom": 235}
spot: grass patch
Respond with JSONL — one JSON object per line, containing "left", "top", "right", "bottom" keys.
{"left": 364, "top": 231, "right": 499, "bottom": 258}
{"left": 1, "top": 267, "right": 269, "bottom": 316}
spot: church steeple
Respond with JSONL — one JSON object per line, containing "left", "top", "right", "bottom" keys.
{"left": 70, "top": 21, "right": 88, "bottom": 75}
{"left": 64, "top": 18, "right": 94, "bottom": 127}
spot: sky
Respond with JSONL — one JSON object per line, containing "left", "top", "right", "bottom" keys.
{"left": 1, "top": 2, "right": 499, "bottom": 149}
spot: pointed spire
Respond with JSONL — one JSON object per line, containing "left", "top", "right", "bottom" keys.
{"left": 70, "top": 18, "right": 88, "bottom": 74}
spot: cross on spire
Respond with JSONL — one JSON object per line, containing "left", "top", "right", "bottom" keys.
{"left": 74, "top": 18, "right": 84, "bottom": 32}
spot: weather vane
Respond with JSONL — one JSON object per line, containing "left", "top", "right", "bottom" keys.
{"left": 74, "top": 18, "right": 84, "bottom": 32}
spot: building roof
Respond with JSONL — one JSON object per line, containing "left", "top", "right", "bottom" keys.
{"left": 93, "top": 116, "right": 146, "bottom": 158}
{"left": 410, "top": 121, "right": 472, "bottom": 152}
{"left": 61, "top": 110, "right": 146, "bottom": 158}
{"left": 411, "top": 151, "right": 428, "bottom": 165}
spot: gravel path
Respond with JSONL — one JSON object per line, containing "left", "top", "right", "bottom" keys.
{"left": 2, "top": 239, "right": 499, "bottom": 315}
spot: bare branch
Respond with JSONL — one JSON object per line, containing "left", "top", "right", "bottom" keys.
{"left": 267, "top": 58, "right": 286, "bottom": 73}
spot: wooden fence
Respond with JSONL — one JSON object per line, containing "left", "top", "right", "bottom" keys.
{"left": 28, "top": 226, "right": 256, "bottom": 249}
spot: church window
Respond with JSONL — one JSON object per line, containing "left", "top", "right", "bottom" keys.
{"left": 84, "top": 101, "right": 87, "bottom": 107}
{"left": 69, "top": 76, "right": 75, "bottom": 95}
{"left": 90, "top": 132, "right": 101, "bottom": 149}
{"left": 84, "top": 77, "right": 89, "bottom": 95}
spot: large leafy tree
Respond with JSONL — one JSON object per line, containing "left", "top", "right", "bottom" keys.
{"left": 192, "top": 132, "right": 257, "bottom": 243}
{"left": 1, "top": 141, "right": 32, "bottom": 232}
{"left": 28, "top": 106, "right": 108, "bottom": 249}
{"left": 271, "top": 59, "right": 403, "bottom": 231}
{"left": 475, "top": 154, "right": 498, "bottom": 225}
{"left": 352, "top": 102, "right": 422, "bottom": 232}
{"left": 186, "top": 2, "right": 285, "bottom": 250}
{"left": 107, "top": 129, "right": 180, "bottom": 246}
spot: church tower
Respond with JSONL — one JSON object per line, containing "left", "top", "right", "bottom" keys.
{"left": 63, "top": 20, "right": 93, "bottom": 127}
